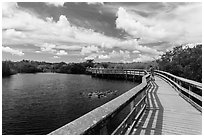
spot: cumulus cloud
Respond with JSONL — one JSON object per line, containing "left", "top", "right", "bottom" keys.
{"left": 110, "top": 39, "right": 162, "bottom": 56}
{"left": 98, "top": 55, "right": 110, "bottom": 59}
{"left": 83, "top": 49, "right": 131, "bottom": 61}
{"left": 56, "top": 15, "right": 71, "bottom": 28}
{"left": 2, "top": 3, "right": 120, "bottom": 51}
{"left": 56, "top": 45, "right": 82, "bottom": 51}
{"left": 101, "top": 38, "right": 138, "bottom": 51}
{"left": 2, "top": 2, "right": 18, "bottom": 17}
{"left": 112, "top": 39, "right": 139, "bottom": 50}
{"left": 116, "top": 4, "right": 202, "bottom": 44}
{"left": 108, "top": 50, "right": 130, "bottom": 59}
{"left": 56, "top": 50, "right": 68, "bottom": 56}
{"left": 2, "top": 2, "right": 201, "bottom": 63}
{"left": 3, "top": 4, "right": 45, "bottom": 31}
{"left": 133, "top": 54, "right": 154, "bottom": 62}
{"left": 132, "top": 50, "right": 140, "bottom": 54}
{"left": 35, "top": 51, "right": 41, "bottom": 53}
{"left": 116, "top": 7, "right": 166, "bottom": 42}
{"left": 46, "top": 2, "right": 65, "bottom": 7}
{"left": 4, "top": 29, "right": 26, "bottom": 38}
{"left": 136, "top": 44, "right": 163, "bottom": 55}
{"left": 87, "top": 2, "right": 104, "bottom": 5}
{"left": 100, "top": 39, "right": 163, "bottom": 57}
{"left": 37, "top": 43, "right": 68, "bottom": 56}
{"left": 3, "top": 2, "right": 162, "bottom": 61}
{"left": 2, "top": 46, "right": 24, "bottom": 56}
{"left": 81, "top": 45, "right": 99, "bottom": 55}
{"left": 84, "top": 54, "right": 98, "bottom": 60}
{"left": 54, "top": 56, "right": 60, "bottom": 58}
{"left": 40, "top": 43, "right": 57, "bottom": 53}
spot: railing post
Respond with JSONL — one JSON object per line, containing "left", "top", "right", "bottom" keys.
{"left": 125, "top": 70, "right": 127, "bottom": 80}
{"left": 130, "top": 100, "right": 134, "bottom": 111}
{"left": 100, "top": 123, "right": 108, "bottom": 135}
{"left": 133, "top": 71, "right": 135, "bottom": 82}
{"left": 188, "top": 85, "right": 192, "bottom": 102}
{"left": 179, "top": 80, "right": 182, "bottom": 86}
{"left": 100, "top": 119, "right": 110, "bottom": 135}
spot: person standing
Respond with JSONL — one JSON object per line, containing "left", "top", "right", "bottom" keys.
{"left": 149, "top": 65, "right": 155, "bottom": 81}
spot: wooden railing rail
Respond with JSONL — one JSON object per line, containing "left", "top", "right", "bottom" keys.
{"left": 88, "top": 68, "right": 146, "bottom": 76}
{"left": 49, "top": 69, "right": 150, "bottom": 135}
{"left": 155, "top": 70, "right": 202, "bottom": 112}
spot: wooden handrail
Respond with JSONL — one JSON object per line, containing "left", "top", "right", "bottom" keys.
{"left": 155, "top": 70, "right": 201, "bottom": 89}
{"left": 88, "top": 68, "right": 146, "bottom": 76}
{"left": 49, "top": 69, "right": 150, "bottom": 135}
{"left": 155, "top": 70, "right": 202, "bottom": 112}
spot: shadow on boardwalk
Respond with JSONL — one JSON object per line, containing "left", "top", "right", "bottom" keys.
{"left": 131, "top": 81, "right": 164, "bottom": 135}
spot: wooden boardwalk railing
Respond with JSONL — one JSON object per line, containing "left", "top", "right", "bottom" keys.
{"left": 88, "top": 68, "right": 146, "bottom": 76}
{"left": 155, "top": 70, "right": 202, "bottom": 112}
{"left": 49, "top": 68, "right": 202, "bottom": 135}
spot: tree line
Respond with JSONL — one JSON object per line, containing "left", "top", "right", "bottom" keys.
{"left": 2, "top": 60, "right": 94, "bottom": 77}
{"left": 156, "top": 44, "right": 202, "bottom": 83}
{"left": 2, "top": 59, "right": 154, "bottom": 77}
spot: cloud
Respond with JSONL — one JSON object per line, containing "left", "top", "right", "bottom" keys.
{"left": 100, "top": 39, "right": 163, "bottom": 57}
{"left": 2, "top": 46, "right": 24, "bottom": 56}
{"left": 56, "top": 50, "right": 68, "bottom": 56}
{"left": 108, "top": 50, "right": 130, "bottom": 59}
{"left": 110, "top": 39, "right": 163, "bottom": 56}
{"left": 3, "top": 3, "right": 162, "bottom": 60}
{"left": 35, "top": 51, "right": 41, "bottom": 53}
{"left": 136, "top": 44, "right": 163, "bottom": 56}
{"left": 4, "top": 29, "right": 26, "bottom": 38}
{"left": 100, "top": 39, "right": 139, "bottom": 50}
{"left": 83, "top": 49, "right": 131, "bottom": 61}
{"left": 3, "top": 3, "right": 45, "bottom": 31}
{"left": 115, "top": 4, "right": 202, "bottom": 44}
{"left": 84, "top": 54, "right": 98, "bottom": 60}
{"left": 132, "top": 50, "right": 140, "bottom": 53}
{"left": 98, "top": 55, "right": 110, "bottom": 59}
{"left": 37, "top": 43, "right": 68, "bottom": 56}
{"left": 133, "top": 54, "right": 154, "bottom": 62}
{"left": 81, "top": 45, "right": 99, "bottom": 55}
{"left": 2, "top": 2, "right": 201, "bottom": 63}
{"left": 54, "top": 56, "right": 60, "bottom": 58}
{"left": 55, "top": 45, "right": 82, "bottom": 50}
{"left": 40, "top": 43, "right": 57, "bottom": 53}
{"left": 116, "top": 7, "right": 168, "bottom": 42}
{"left": 114, "top": 39, "right": 139, "bottom": 50}
{"left": 87, "top": 2, "right": 104, "bottom": 5}
{"left": 2, "top": 2, "right": 18, "bottom": 17}
{"left": 46, "top": 2, "right": 65, "bottom": 7}
{"left": 2, "top": 3, "right": 120, "bottom": 51}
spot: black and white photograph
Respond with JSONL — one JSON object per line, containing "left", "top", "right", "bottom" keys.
{"left": 2, "top": 1, "right": 202, "bottom": 135}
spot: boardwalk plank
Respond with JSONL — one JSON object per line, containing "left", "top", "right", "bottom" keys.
{"left": 130, "top": 76, "right": 202, "bottom": 135}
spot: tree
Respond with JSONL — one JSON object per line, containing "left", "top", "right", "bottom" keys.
{"left": 85, "top": 59, "right": 94, "bottom": 68}
{"left": 157, "top": 44, "right": 202, "bottom": 82}
{"left": 2, "top": 61, "right": 12, "bottom": 77}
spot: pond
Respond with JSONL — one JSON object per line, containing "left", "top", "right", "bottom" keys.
{"left": 2, "top": 73, "right": 138, "bottom": 135}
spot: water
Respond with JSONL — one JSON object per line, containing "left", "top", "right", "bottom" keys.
{"left": 2, "top": 73, "right": 138, "bottom": 135}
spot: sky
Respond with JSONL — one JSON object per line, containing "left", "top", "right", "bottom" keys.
{"left": 2, "top": 2, "right": 202, "bottom": 63}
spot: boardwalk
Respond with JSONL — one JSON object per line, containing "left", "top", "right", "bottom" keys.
{"left": 49, "top": 69, "right": 202, "bottom": 135}
{"left": 129, "top": 76, "right": 202, "bottom": 135}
